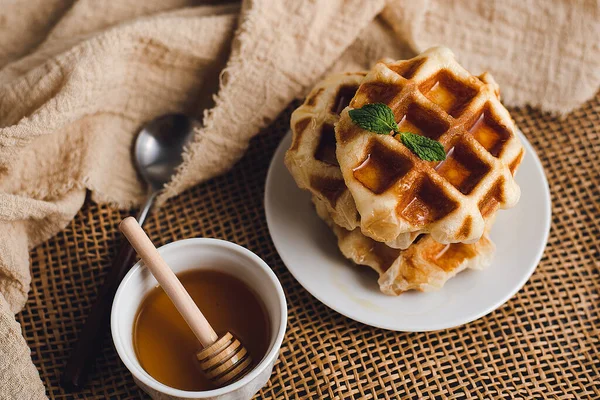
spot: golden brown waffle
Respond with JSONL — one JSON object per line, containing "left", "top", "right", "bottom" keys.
{"left": 285, "top": 72, "right": 418, "bottom": 249}
{"left": 335, "top": 47, "right": 524, "bottom": 245}
{"left": 314, "top": 198, "right": 496, "bottom": 295}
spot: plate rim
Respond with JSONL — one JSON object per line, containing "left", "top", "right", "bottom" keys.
{"left": 265, "top": 129, "right": 551, "bottom": 332}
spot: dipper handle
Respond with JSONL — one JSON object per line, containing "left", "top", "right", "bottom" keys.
{"left": 119, "top": 217, "right": 218, "bottom": 347}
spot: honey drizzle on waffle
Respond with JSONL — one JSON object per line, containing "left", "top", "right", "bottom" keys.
{"left": 335, "top": 47, "right": 524, "bottom": 245}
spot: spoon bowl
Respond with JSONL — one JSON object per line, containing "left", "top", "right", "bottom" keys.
{"left": 135, "top": 113, "right": 196, "bottom": 191}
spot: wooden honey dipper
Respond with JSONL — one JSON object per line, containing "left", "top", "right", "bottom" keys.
{"left": 119, "top": 217, "right": 253, "bottom": 387}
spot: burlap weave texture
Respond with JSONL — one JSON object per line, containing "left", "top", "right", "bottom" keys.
{"left": 17, "top": 97, "right": 600, "bottom": 398}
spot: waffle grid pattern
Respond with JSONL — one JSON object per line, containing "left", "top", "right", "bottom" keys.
{"left": 286, "top": 72, "right": 364, "bottom": 231}
{"left": 336, "top": 47, "right": 523, "bottom": 245}
{"left": 286, "top": 72, "right": 418, "bottom": 249}
{"left": 16, "top": 94, "right": 600, "bottom": 398}
{"left": 288, "top": 72, "right": 495, "bottom": 293}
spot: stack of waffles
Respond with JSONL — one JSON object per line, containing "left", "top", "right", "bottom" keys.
{"left": 285, "top": 47, "right": 524, "bottom": 295}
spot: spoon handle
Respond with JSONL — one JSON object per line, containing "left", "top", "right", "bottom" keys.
{"left": 61, "top": 194, "right": 156, "bottom": 391}
{"left": 119, "top": 217, "right": 219, "bottom": 347}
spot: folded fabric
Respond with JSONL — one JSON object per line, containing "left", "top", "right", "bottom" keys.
{"left": 0, "top": 0, "right": 597, "bottom": 397}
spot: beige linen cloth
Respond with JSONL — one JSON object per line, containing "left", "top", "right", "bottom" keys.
{"left": 0, "top": 0, "right": 598, "bottom": 397}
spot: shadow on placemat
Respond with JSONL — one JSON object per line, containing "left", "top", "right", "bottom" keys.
{"left": 17, "top": 98, "right": 600, "bottom": 399}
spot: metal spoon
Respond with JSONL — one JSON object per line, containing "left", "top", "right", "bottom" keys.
{"left": 62, "top": 114, "right": 196, "bottom": 390}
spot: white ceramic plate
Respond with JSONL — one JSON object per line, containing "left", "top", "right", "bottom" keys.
{"left": 265, "top": 130, "right": 551, "bottom": 332}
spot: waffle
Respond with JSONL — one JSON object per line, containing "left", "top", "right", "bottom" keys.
{"left": 285, "top": 72, "right": 418, "bottom": 249}
{"left": 335, "top": 47, "right": 524, "bottom": 245}
{"left": 314, "top": 198, "right": 496, "bottom": 295}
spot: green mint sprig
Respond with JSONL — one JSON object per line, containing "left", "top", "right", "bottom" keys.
{"left": 399, "top": 132, "right": 447, "bottom": 161}
{"left": 348, "top": 103, "right": 446, "bottom": 162}
{"left": 348, "top": 103, "right": 399, "bottom": 135}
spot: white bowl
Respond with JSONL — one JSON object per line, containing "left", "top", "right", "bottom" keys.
{"left": 111, "top": 238, "right": 287, "bottom": 400}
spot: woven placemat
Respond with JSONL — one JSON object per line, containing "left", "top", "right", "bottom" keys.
{"left": 17, "top": 94, "right": 600, "bottom": 399}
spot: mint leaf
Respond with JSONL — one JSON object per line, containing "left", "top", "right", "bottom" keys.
{"left": 348, "top": 103, "right": 398, "bottom": 135}
{"left": 399, "top": 132, "right": 446, "bottom": 161}
{"left": 348, "top": 103, "right": 446, "bottom": 161}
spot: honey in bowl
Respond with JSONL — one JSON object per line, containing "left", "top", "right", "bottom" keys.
{"left": 133, "top": 270, "right": 271, "bottom": 391}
